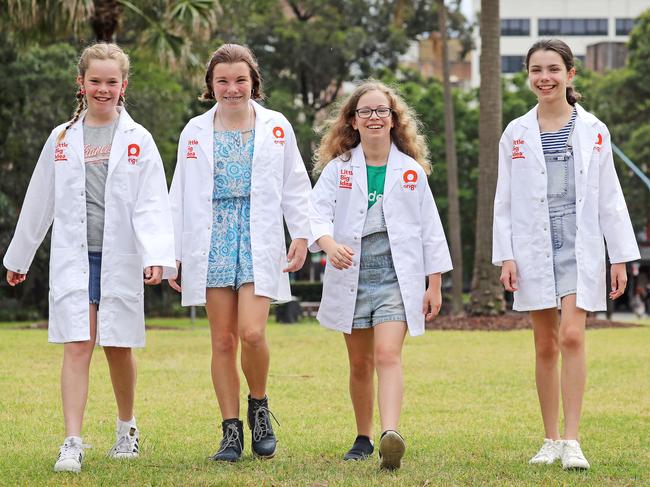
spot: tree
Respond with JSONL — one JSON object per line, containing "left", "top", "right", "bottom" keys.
{"left": 437, "top": 0, "right": 463, "bottom": 314}
{"left": 469, "top": 0, "right": 504, "bottom": 315}
{"left": 2, "top": 0, "right": 218, "bottom": 68}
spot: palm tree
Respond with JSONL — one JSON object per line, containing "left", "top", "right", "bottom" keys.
{"left": 469, "top": 0, "right": 504, "bottom": 315}
{"left": 3, "top": 0, "right": 218, "bottom": 68}
{"left": 437, "top": 0, "right": 463, "bottom": 315}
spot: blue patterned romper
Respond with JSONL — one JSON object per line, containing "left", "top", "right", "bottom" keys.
{"left": 206, "top": 130, "right": 255, "bottom": 289}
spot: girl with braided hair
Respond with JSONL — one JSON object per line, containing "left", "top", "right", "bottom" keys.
{"left": 3, "top": 43, "right": 175, "bottom": 473}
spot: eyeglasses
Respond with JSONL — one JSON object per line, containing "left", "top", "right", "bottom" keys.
{"left": 355, "top": 107, "right": 392, "bottom": 119}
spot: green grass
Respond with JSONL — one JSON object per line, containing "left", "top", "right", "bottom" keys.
{"left": 0, "top": 321, "right": 649, "bottom": 486}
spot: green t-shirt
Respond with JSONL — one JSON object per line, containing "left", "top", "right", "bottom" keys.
{"left": 367, "top": 164, "right": 387, "bottom": 209}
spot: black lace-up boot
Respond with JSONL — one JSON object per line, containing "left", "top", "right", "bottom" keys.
{"left": 210, "top": 418, "right": 243, "bottom": 462}
{"left": 247, "top": 395, "right": 278, "bottom": 458}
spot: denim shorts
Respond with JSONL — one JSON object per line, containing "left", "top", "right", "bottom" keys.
{"left": 88, "top": 251, "right": 102, "bottom": 305}
{"left": 548, "top": 204, "right": 577, "bottom": 299}
{"left": 352, "top": 232, "right": 407, "bottom": 329}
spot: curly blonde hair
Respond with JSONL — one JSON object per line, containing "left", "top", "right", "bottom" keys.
{"left": 313, "top": 80, "right": 430, "bottom": 174}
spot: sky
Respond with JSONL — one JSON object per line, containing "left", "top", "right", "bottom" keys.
{"left": 460, "top": 0, "right": 475, "bottom": 22}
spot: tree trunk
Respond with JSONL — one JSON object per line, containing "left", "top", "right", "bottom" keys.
{"left": 469, "top": 0, "right": 504, "bottom": 315}
{"left": 91, "top": 0, "right": 122, "bottom": 42}
{"left": 437, "top": 0, "right": 463, "bottom": 315}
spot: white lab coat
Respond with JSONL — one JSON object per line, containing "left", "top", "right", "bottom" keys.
{"left": 166, "top": 101, "right": 311, "bottom": 305}
{"left": 3, "top": 108, "right": 176, "bottom": 346}
{"left": 309, "top": 144, "right": 452, "bottom": 336}
{"left": 492, "top": 104, "right": 640, "bottom": 311}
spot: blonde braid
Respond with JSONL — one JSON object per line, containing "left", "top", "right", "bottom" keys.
{"left": 56, "top": 90, "right": 85, "bottom": 143}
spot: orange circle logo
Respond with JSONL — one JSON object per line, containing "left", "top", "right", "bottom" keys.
{"left": 403, "top": 170, "right": 418, "bottom": 183}
{"left": 128, "top": 144, "right": 140, "bottom": 157}
{"left": 273, "top": 126, "right": 285, "bottom": 139}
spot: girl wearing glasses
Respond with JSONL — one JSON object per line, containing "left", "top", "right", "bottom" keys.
{"left": 309, "top": 80, "right": 452, "bottom": 470}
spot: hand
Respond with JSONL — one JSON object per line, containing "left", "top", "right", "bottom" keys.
{"left": 423, "top": 273, "right": 442, "bottom": 321}
{"left": 6, "top": 270, "right": 27, "bottom": 286}
{"left": 144, "top": 266, "right": 162, "bottom": 285}
{"left": 320, "top": 236, "right": 354, "bottom": 270}
{"left": 609, "top": 262, "right": 627, "bottom": 300}
{"left": 500, "top": 260, "right": 518, "bottom": 292}
{"left": 283, "top": 238, "right": 308, "bottom": 273}
{"left": 168, "top": 260, "right": 182, "bottom": 292}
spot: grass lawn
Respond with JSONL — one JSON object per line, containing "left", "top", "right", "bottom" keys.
{"left": 0, "top": 318, "right": 648, "bottom": 486}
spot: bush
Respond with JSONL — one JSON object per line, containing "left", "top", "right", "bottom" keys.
{"left": 290, "top": 281, "right": 323, "bottom": 302}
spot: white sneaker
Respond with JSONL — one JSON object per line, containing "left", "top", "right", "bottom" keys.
{"left": 108, "top": 426, "right": 140, "bottom": 459}
{"left": 54, "top": 437, "right": 87, "bottom": 473}
{"left": 561, "top": 439, "right": 590, "bottom": 469}
{"left": 529, "top": 438, "right": 562, "bottom": 465}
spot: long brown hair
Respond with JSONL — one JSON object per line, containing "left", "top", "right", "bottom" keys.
{"left": 525, "top": 39, "right": 582, "bottom": 106}
{"left": 313, "top": 80, "right": 430, "bottom": 175}
{"left": 199, "top": 43, "right": 264, "bottom": 102}
{"left": 56, "top": 43, "right": 129, "bottom": 143}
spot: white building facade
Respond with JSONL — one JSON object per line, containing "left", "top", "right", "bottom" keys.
{"left": 471, "top": 0, "right": 650, "bottom": 86}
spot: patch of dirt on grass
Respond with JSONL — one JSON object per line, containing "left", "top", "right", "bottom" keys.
{"left": 426, "top": 313, "right": 639, "bottom": 331}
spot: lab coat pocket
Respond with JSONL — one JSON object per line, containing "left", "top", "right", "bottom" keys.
{"left": 49, "top": 247, "right": 86, "bottom": 299}
{"left": 581, "top": 235, "right": 606, "bottom": 287}
{"left": 109, "top": 253, "right": 144, "bottom": 300}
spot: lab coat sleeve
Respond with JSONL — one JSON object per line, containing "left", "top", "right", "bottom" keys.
{"left": 492, "top": 128, "right": 515, "bottom": 266}
{"left": 164, "top": 130, "right": 186, "bottom": 279}
{"left": 132, "top": 132, "right": 176, "bottom": 276}
{"left": 421, "top": 175, "right": 453, "bottom": 275}
{"left": 597, "top": 126, "right": 640, "bottom": 263}
{"left": 3, "top": 131, "right": 56, "bottom": 273}
{"left": 308, "top": 161, "right": 338, "bottom": 252}
{"left": 281, "top": 121, "right": 312, "bottom": 240}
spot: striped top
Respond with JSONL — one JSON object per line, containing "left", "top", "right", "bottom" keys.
{"left": 540, "top": 108, "right": 577, "bottom": 154}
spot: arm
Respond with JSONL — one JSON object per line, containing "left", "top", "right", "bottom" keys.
{"left": 598, "top": 126, "right": 640, "bottom": 264}
{"left": 165, "top": 130, "right": 187, "bottom": 287}
{"left": 3, "top": 131, "right": 56, "bottom": 278}
{"left": 280, "top": 121, "right": 312, "bottom": 272}
{"left": 492, "top": 130, "right": 515, "bottom": 266}
{"left": 308, "top": 162, "right": 338, "bottom": 252}
{"left": 131, "top": 132, "right": 176, "bottom": 283}
{"left": 420, "top": 174, "right": 452, "bottom": 276}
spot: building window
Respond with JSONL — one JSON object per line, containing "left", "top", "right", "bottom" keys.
{"left": 501, "top": 18, "right": 530, "bottom": 36}
{"left": 501, "top": 55, "right": 525, "bottom": 73}
{"left": 616, "top": 18, "right": 635, "bottom": 35}
{"left": 539, "top": 18, "right": 608, "bottom": 36}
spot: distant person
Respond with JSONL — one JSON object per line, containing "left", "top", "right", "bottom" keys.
{"left": 310, "top": 80, "right": 452, "bottom": 470}
{"left": 493, "top": 39, "right": 640, "bottom": 469}
{"left": 3, "top": 43, "right": 175, "bottom": 472}
{"left": 166, "top": 44, "right": 311, "bottom": 462}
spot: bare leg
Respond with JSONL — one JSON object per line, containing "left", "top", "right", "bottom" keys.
{"left": 343, "top": 328, "right": 375, "bottom": 437}
{"left": 61, "top": 305, "right": 98, "bottom": 437}
{"left": 237, "top": 283, "right": 271, "bottom": 399}
{"left": 374, "top": 322, "right": 407, "bottom": 432}
{"left": 103, "top": 346, "right": 136, "bottom": 421}
{"left": 530, "top": 307, "right": 561, "bottom": 440}
{"left": 558, "top": 294, "right": 587, "bottom": 440}
{"left": 205, "top": 287, "right": 240, "bottom": 419}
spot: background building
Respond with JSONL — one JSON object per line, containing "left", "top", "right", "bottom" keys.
{"left": 471, "top": 0, "right": 650, "bottom": 86}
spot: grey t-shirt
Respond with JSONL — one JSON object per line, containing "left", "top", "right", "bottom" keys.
{"left": 83, "top": 118, "right": 119, "bottom": 251}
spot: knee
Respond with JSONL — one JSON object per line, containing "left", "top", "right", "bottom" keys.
{"left": 349, "top": 354, "right": 374, "bottom": 381}
{"left": 535, "top": 340, "right": 559, "bottom": 363}
{"left": 65, "top": 341, "right": 94, "bottom": 363}
{"left": 212, "top": 332, "right": 238, "bottom": 355}
{"left": 240, "top": 328, "right": 266, "bottom": 349}
{"left": 374, "top": 345, "right": 401, "bottom": 370}
{"left": 559, "top": 327, "right": 584, "bottom": 352}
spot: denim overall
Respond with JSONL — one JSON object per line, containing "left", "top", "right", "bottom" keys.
{"left": 545, "top": 119, "right": 578, "bottom": 298}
